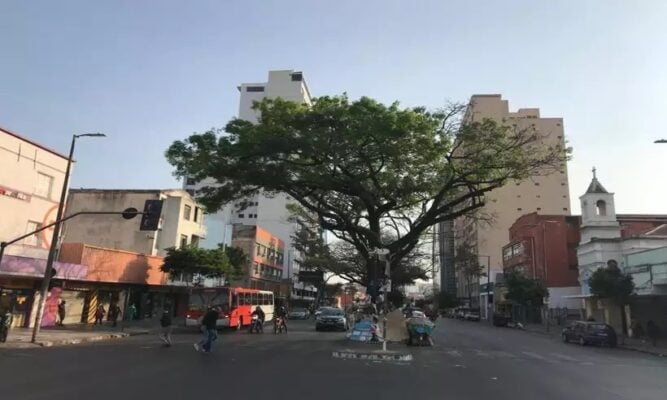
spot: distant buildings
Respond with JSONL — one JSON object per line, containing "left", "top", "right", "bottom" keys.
{"left": 231, "top": 225, "right": 284, "bottom": 293}
{"left": 62, "top": 189, "right": 207, "bottom": 257}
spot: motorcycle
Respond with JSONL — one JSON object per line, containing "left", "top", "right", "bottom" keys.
{"left": 274, "top": 316, "right": 286, "bottom": 334}
{"left": 0, "top": 312, "right": 12, "bottom": 343}
{"left": 249, "top": 314, "right": 263, "bottom": 333}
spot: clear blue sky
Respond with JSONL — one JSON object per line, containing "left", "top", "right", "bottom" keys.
{"left": 2, "top": 0, "right": 667, "bottom": 214}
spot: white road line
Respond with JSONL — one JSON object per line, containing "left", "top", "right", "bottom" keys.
{"left": 521, "top": 351, "right": 548, "bottom": 361}
{"left": 446, "top": 350, "right": 462, "bottom": 357}
{"left": 550, "top": 353, "right": 580, "bottom": 362}
{"left": 490, "top": 350, "right": 517, "bottom": 358}
{"left": 474, "top": 349, "right": 491, "bottom": 357}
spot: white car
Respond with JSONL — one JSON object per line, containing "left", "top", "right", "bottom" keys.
{"left": 288, "top": 308, "right": 309, "bottom": 320}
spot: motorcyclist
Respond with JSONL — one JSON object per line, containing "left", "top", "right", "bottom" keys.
{"left": 251, "top": 306, "right": 265, "bottom": 332}
{"left": 275, "top": 306, "right": 288, "bottom": 332}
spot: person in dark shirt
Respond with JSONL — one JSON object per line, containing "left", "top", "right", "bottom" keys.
{"left": 194, "top": 307, "right": 219, "bottom": 353}
{"left": 159, "top": 310, "right": 173, "bottom": 347}
{"left": 251, "top": 306, "right": 265, "bottom": 333}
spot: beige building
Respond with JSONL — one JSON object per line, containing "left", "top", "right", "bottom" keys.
{"left": 453, "top": 95, "right": 571, "bottom": 305}
{"left": 61, "top": 189, "right": 207, "bottom": 256}
{"left": 0, "top": 126, "right": 69, "bottom": 260}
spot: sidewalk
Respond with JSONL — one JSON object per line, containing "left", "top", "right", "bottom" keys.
{"left": 520, "top": 322, "right": 667, "bottom": 357}
{"left": 0, "top": 319, "right": 165, "bottom": 348}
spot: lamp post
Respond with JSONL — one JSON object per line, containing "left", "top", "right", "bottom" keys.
{"left": 31, "top": 133, "right": 105, "bottom": 343}
{"left": 654, "top": 139, "right": 667, "bottom": 143}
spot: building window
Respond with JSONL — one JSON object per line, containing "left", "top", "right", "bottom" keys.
{"left": 194, "top": 207, "right": 200, "bottom": 223}
{"left": 517, "top": 208, "right": 523, "bottom": 211}
{"left": 180, "top": 235, "right": 188, "bottom": 248}
{"left": 537, "top": 207, "right": 541, "bottom": 211}
{"left": 534, "top": 182, "right": 540, "bottom": 186}
{"left": 191, "top": 235, "right": 200, "bottom": 248}
{"left": 35, "top": 172, "right": 54, "bottom": 199}
{"left": 238, "top": 214, "right": 244, "bottom": 218}
{"left": 246, "top": 86, "right": 265, "bottom": 92}
{"left": 596, "top": 200, "right": 607, "bottom": 216}
{"left": 24, "top": 221, "right": 42, "bottom": 246}
{"left": 183, "top": 205, "right": 192, "bottom": 220}
{"left": 563, "top": 208, "right": 568, "bottom": 211}
{"left": 291, "top": 72, "right": 303, "bottom": 81}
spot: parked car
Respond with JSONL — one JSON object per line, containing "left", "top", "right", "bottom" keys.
{"left": 288, "top": 308, "right": 309, "bottom": 320}
{"left": 455, "top": 308, "right": 468, "bottom": 320}
{"left": 315, "top": 308, "right": 348, "bottom": 331}
{"left": 314, "top": 307, "right": 335, "bottom": 317}
{"left": 464, "top": 311, "right": 480, "bottom": 322}
{"left": 562, "top": 321, "right": 617, "bottom": 347}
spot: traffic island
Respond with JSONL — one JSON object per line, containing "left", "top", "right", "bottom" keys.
{"left": 332, "top": 348, "right": 413, "bottom": 362}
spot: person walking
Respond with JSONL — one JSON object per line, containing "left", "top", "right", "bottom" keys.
{"left": 194, "top": 307, "right": 219, "bottom": 353}
{"left": 57, "top": 300, "right": 66, "bottom": 326}
{"left": 127, "top": 303, "right": 137, "bottom": 322}
{"left": 159, "top": 310, "right": 173, "bottom": 347}
{"left": 94, "top": 304, "right": 106, "bottom": 325}
{"left": 109, "top": 303, "right": 122, "bottom": 327}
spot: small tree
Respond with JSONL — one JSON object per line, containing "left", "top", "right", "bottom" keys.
{"left": 161, "top": 245, "right": 246, "bottom": 284}
{"left": 504, "top": 270, "right": 548, "bottom": 308}
{"left": 589, "top": 261, "right": 634, "bottom": 337}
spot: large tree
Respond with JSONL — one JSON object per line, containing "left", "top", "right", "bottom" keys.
{"left": 166, "top": 95, "right": 567, "bottom": 285}
{"left": 504, "top": 270, "right": 548, "bottom": 307}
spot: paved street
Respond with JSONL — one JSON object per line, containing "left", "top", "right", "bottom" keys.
{"left": 1, "top": 318, "right": 665, "bottom": 400}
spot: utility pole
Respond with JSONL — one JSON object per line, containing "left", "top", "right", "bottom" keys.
{"left": 30, "top": 133, "right": 105, "bottom": 342}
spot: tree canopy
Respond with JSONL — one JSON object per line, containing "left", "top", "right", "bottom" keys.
{"left": 166, "top": 95, "right": 568, "bottom": 282}
{"left": 589, "top": 261, "right": 634, "bottom": 305}
{"left": 160, "top": 245, "right": 246, "bottom": 283}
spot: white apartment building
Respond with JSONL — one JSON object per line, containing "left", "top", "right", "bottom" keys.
{"left": 453, "top": 95, "right": 571, "bottom": 304}
{"left": 0, "top": 126, "right": 69, "bottom": 260}
{"left": 61, "top": 189, "right": 207, "bottom": 257}
{"left": 186, "top": 70, "right": 313, "bottom": 282}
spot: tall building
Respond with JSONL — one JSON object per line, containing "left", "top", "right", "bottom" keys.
{"left": 61, "top": 189, "right": 207, "bottom": 257}
{"left": 230, "top": 225, "right": 284, "bottom": 293}
{"left": 451, "top": 95, "right": 571, "bottom": 307}
{"left": 186, "top": 70, "right": 313, "bottom": 283}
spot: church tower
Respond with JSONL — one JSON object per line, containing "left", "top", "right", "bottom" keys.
{"left": 579, "top": 168, "right": 621, "bottom": 243}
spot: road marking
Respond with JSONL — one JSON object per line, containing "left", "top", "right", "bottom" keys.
{"left": 550, "top": 353, "right": 580, "bottom": 362}
{"left": 446, "top": 350, "right": 462, "bottom": 357}
{"left": 521, "top": 351, "right": 548, "bottom": 361}
{"left": 474, "top": 349, "right": 491, "bottom": 357}
{"left": 490, "top": 350, "right": 517, "bottom": 358}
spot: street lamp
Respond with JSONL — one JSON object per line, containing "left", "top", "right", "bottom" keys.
{"left": 31, "top": 133, "right": 106, "bottom": 343}
{"left": 654, "top": 139, "right": 667, "bottom": 143}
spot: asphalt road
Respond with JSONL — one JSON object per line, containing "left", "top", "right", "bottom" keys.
{"left": 1, "top": 318, "right": 665, "bottom": 400}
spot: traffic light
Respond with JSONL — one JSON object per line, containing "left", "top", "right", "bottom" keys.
{"left": 139, "top": 199, "right": 163, "bottom": 231}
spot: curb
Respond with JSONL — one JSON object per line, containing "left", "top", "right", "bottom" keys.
{"left": 2, "top": 329, "right": 149, "bottom": 349}
{"left": 332, "top": 349, "right": 413, "bottom": 362}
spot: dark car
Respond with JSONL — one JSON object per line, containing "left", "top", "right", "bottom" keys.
{"left": 315, "top": 308, "right": 348, "bottom": 331}
{"left": 562, "top": 321, "right": 617, "bottom": 347}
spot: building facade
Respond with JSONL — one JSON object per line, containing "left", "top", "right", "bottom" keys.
{"left": 186, "top": 70, "right": 313, "bottom": 283}
{"left": 62, "top": 189, "right": 207, "bottom": 257}
{"left": 502, "top": 213, "right": 581, "bottom": 309}
{"left": 0, "top": 126, "right": 69, "bottom": 260}
{"left": 576, "top": 172, "right": 667, "bottom": 333}
{"left": 623, "top": 246, "right": 667, "bottom": 337}
{"left": 231, "top": 225, "right": 285, "bottom": 293}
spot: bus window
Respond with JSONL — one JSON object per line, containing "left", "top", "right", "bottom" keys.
{"left": 269, "top": 293, "right": 274, "bottom": 306}
{"left": 231, "top": 294, "right": 238, "bottom": 308}
{"left": 262, "top": 293, "right": 268, "bottom": 305}
{"left": 251, "top": 292, "right": 258, "bottom": 306}
{"left": 242, "top": 293, "right": 250, "bottom": 306}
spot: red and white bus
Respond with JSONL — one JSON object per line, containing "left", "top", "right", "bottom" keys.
{"left": 185, "top": 287, "right": 275, "bottom": 329}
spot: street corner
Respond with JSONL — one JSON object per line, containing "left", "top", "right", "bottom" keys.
{"left": 332, "top": 348, "right": 413, "bottom": 362}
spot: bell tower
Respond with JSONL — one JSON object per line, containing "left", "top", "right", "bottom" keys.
{"left": 579, "top": 167, "right": 621, "bottom": 243}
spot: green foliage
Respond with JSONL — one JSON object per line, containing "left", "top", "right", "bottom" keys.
{"left": 166, "top": 95, "right": 568, "bottom": 283}
{"left": 589, "top": 263, "right": 634, "bottom": 305}
{"left": 437, "top": 291, "right": 459, "bottom": 309}
{"left": 160, "top": 245, "right": 246, "bottom": 280}
{"left": 505, "top": 271, "right": 548, "bottom": 306}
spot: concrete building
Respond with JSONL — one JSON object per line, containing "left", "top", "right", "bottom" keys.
{"left": 576, "top": 171, "right": 667, "bottom": 334}
{"left": 451, "top": 95, "right": 571, "bottom": 311}
{"left": 61, "top": 189, "right": 207, "bottom": 257}
{"left": 185, "top": 70, "right": 313, "bottom": 284}
{"left": 433, "top": 220, "right": 457, "bottom": 296}
{"left": 0, "top": 126, "right": 70, "bottom": 260}
{"left": 231, "top": 225, "right": 285, "bottom": 293}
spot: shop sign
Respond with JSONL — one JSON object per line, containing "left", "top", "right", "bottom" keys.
{"left": 0, "top": 185, "right": 31, "bottom": 202}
